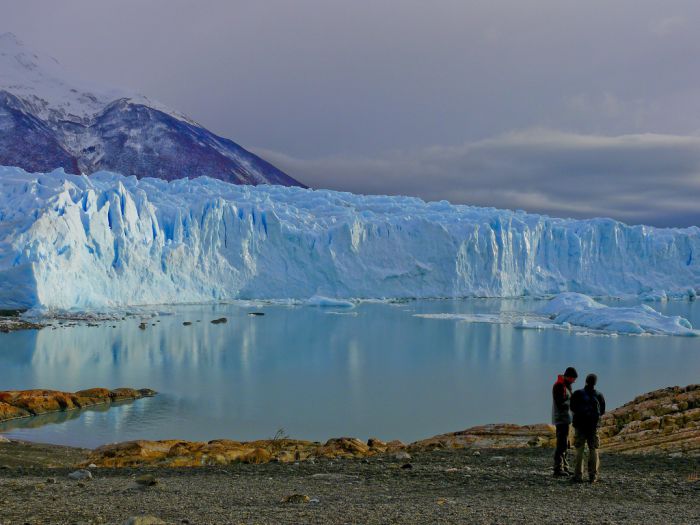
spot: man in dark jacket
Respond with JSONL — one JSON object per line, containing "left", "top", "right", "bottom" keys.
{"left": 552, "top": 366, "right": 578, "bottom": 476}
{"left": 570, "top": 373, "right": 606, "bottom": 483}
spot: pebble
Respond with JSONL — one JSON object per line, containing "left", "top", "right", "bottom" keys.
{"left": 281, "top": 494, "right": 310, "bottom": 504}
{"left": 135, "top": 474, "right": 158, "bottom": 487}
{"left": 67, "top": 469, "right": 92, "bottom": 481}
{"left": 124, "top": 517, "right": 166, "bottom": 525}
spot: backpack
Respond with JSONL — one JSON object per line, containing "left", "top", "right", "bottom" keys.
{"left": 578, "top": 389, "right": 601, "bottom": 423}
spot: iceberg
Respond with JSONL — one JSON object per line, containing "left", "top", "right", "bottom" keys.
{"left": 415, "top": 293, "right": 697, "bottom": 336}
{"left": 539, "top": 292, "right": 698, "bottom": 336}
{"left": 0, "top": 166, "right": 699, "bottom": 311}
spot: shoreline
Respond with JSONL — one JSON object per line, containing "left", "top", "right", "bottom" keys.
{"left": 1, "top": 385, "right": 697, "bottom": 467}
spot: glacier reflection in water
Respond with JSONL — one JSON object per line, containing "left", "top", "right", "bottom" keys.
{"left": 1, "top": 299, "right": 699, "bottom": 448}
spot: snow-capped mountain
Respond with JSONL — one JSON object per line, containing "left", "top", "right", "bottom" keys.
{"left": 0, "top": 32, "right": 303, "bottom": 187}
{"left": 0, "top": 166, "right": 698, "bottom": 310}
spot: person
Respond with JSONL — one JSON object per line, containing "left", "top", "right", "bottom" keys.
{"left": 552, "top": 366, "right": 578, "bottom": 476}
{"left": 570, "top": 373, "right": 606, "bottom": 483}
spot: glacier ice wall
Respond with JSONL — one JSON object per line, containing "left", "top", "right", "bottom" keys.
{"left": 0, "top": 166, "right": 699, "bottom": 310}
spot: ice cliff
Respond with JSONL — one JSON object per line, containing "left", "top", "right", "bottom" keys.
{"left": 0, "top": 166, "right": 699, "bottom": 311}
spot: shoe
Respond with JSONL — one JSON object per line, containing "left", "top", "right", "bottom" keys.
{"left": 570, "top": 476, "right": 584, "bottom": 483}
{"left": 553, "top": 470, "right": 570, "bottom": 477}
{"left": 589, "top": 476, "right": 598, "bottom": 484}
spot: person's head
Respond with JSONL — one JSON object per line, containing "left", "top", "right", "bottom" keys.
{"left": 585, "top": 373, "right": 597, "bottom": 388}
{"left": 563, "top": 367, "right": 578, "bottom": 384}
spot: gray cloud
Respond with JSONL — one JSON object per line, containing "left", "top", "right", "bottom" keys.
{"left": 3, "top": 1, "right": 700, "bottom": 227}
{"left": 255, "top": 130, "right": 700, "bottom": 228}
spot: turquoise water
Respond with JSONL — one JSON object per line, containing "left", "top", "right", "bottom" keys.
{"left": 1, "top": 298, "right": 698, "bottom": 448}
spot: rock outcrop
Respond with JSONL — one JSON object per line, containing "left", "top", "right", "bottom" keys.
{"left": 0, "top": 387, "right": 156, "bottom": 423}
{"left": 83, "top": 437, "right": 394, "bottom": 468}
{"left": 83, "top": 427, "right": 556, "bottom": 468}
{"left": 411, "top": 424, "right": 556, "bottom": 451}
{"left": 598, "top": 384, "right": 699, "bottom": 455}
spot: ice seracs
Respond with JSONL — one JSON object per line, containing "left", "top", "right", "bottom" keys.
{"left": 0, "top": 166, "right": 698, "bottom": 311}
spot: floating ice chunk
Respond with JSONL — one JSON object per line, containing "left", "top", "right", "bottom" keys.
{"left": 540, "top": 292, "right": 698, "bottom": 336}
{"left": 306, "top": 295, "right": 355, "bottom": 308}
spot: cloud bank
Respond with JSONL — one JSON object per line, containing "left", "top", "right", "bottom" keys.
{"left": 256, "top": 130, "right": 700, "bottom": 228}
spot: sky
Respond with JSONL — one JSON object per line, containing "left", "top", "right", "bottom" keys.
{"left": 3, "top": 0, "right": 700, "bottom": 227}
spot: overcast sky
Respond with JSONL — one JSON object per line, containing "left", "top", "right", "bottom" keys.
{"left": 3, "top": 0, "right": 700, "bottom": 227}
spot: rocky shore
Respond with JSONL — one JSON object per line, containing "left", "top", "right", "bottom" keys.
{"left": 0, "top": 315, "right": 44, "bottom": 333}
{"left": 78, "top": 384, "right": 698, "bottom": 468}
{"left": 0, "top": 385, "right": 697, "bottom": 524}
{"left": 0, "top": 388, "right": 156, "bottom": 423}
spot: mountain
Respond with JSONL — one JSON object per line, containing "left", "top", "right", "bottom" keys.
{"left": 0, "top": 32, "right": 304, "bottom": 187}
{"left": 0, "top": 166, "right": 697, "bottom": 310}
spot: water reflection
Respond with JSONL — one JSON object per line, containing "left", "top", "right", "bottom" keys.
{"left": 0, "top": 299, "right": 699, "bottom": 448}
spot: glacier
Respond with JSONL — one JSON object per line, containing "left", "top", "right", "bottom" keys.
{"left": 0, "top": 166, "right": 699, "bottom": 311}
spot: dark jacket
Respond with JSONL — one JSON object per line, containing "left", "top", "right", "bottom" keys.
{"left": 570, "top": 386, "right": 606, "bottom": 430}
{"left": 551, "top": 375, "right": 573, "bottom": 425}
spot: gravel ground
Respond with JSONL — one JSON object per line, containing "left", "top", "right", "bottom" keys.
{"left": 0, "top": 446, "right": 698, "bottom": 524}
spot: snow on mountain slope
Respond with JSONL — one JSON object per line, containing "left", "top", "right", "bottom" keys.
{"left": 0, "top": 166, "right": 698, "bottom": 311}
{"left": 0, "top": 32, "right": 303, "bottom": 187}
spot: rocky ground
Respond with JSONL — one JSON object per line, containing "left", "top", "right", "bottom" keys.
{"left": 0, "top": 446, "right": 698, "bottom": 525}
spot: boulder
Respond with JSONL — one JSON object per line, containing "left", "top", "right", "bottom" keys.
{"left": 0, "top": 401, "right": 30, "bottom": 421}
{"left": 124, "top": 517, "right": 166, "bottom": 525}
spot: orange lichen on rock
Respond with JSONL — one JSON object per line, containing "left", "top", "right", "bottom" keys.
{"left": 0, "top": 387, "right": 156, "bottom": 423}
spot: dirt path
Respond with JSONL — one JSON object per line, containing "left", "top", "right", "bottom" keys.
{"left": 1, "top": 447, "right": 698, "bottom": 524}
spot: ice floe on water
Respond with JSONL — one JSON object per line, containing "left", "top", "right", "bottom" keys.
{"left": 539, "top": 292, "right": 698, "bottom": 336}
{"left": 416, "top": 292, "right": 699, "bottom": 337}
{"left": 306, "top": 296, "right": 355, "bottom": 308}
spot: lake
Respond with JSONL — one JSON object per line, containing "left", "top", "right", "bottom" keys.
{"left": 1, "top": 298, "right": 699, "bottom": 448}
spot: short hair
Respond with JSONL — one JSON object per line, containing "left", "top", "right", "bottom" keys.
{"left": 586, "top": 373, "right": 597, "bottom": 386}
{"left": 564, "top": 367, "right": 578, "bottom": 379}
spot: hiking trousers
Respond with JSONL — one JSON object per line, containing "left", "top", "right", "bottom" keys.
{"left": 553, "top": 423, "right": 570, "bottom": 472}
{"left": 574, "top": 427, "right": 600, "bottom": 480}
